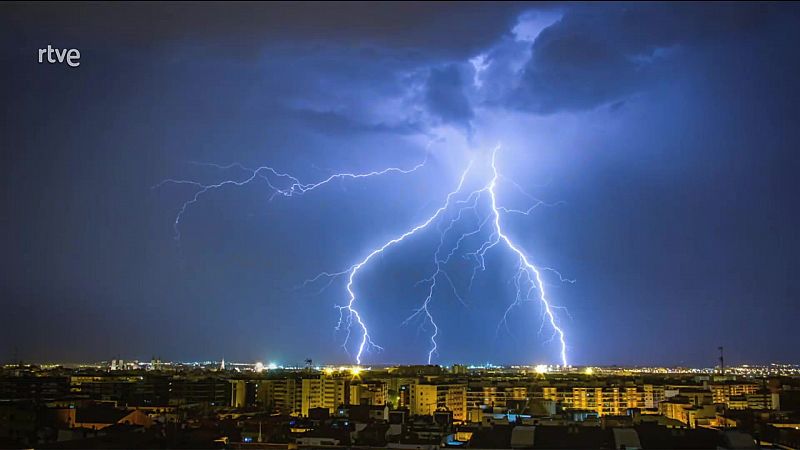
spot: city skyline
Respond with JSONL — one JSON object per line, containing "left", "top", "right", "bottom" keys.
{"left": 2, "top": 3, "right": 800, "bottom": 367}
{"left": 11, "top": 359, "right": 800, "bottom": 377}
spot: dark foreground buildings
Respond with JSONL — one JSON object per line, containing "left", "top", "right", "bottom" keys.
{"left": 1, "top": 362, "right": 799, "bottom": 449}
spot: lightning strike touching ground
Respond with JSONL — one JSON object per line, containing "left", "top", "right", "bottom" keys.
{"left": 310, "top": 146, "right": 571, "bottom": 366}
{"left": 485, "top": 146, "right": 569, "bottom": 366}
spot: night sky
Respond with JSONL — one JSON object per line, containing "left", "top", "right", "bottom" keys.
{"left": 2, "top": 3, "right": 799, "bottom": 367}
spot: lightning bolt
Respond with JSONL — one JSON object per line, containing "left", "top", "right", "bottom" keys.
{"left": 485, "top": 146, "right": 568, "bottom": 366}
{"left": 312, "top": 146, "right": 570, "bottom": 366}
{"left": 159, "top": 145, "right": 572, "bottom": 367}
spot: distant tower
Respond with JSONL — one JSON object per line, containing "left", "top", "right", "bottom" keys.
{"left": 718, "top": 346, "right": 724, "bottom": 375}
{"left": 220, "top": 358, "right": 226, "bottom": 371}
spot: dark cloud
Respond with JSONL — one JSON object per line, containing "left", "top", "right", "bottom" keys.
{"left": 425, "top": 65, "right": 474, "bottom": 130}
{"left": 517, "top": 28, "right": 640, "bottom": 113}
{"left": 2, "top": 2, "right": 526, "bottom": 59}
{"left": 286, "top": 107, "right": 423, "bottom": 136}
{"left": 512, "top": 3, "right": 788, "bottom": 113}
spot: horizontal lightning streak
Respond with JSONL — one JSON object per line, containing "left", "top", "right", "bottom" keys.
{"left": 154, "top": 155, "right": 428, "bottom": 240}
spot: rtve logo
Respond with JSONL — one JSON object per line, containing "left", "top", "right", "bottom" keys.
{"left": 38, "top": 45, "right": 81, "bottom": 67}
